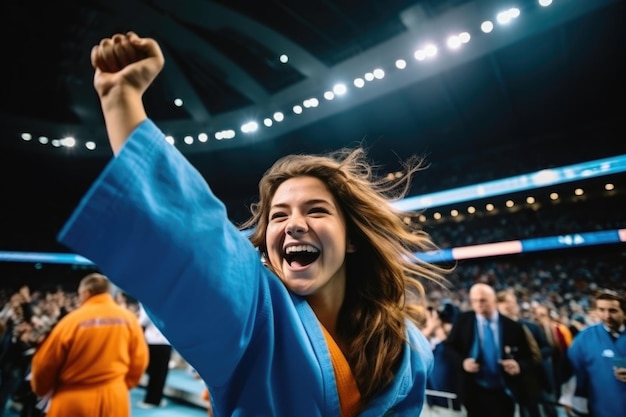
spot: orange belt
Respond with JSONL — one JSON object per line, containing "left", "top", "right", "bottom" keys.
{"left": 320, "top": 324, "right": 362, "bottom": 417}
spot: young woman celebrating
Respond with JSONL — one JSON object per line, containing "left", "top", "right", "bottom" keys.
{"left": 58, "top": 31, "right": 450, "bottom": 417}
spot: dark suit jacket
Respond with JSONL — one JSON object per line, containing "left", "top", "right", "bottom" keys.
{"left": 521, "top": 318, "right": 556, "bottom": 393}
{"left": 445, "top": 311, "right": 534, "bottom": 404}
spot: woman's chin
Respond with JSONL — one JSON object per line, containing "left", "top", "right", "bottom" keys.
{"left": 283, "top": 278, "right": 317, "bottom": 297}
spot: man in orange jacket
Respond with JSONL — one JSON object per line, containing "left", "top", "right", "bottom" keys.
{"left": 30, "top": 273, "right": 149, "bottom": 417}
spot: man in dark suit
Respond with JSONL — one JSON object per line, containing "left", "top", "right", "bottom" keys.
{"left": 445, "top": 283, "right": 533, "bottom": 417}
{"left": 497, "top": 290, "right": 559, "bottom": 417}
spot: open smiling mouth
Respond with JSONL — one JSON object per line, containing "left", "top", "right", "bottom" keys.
{"left": 284, "top": 245, "right": 320, "bottom": 267}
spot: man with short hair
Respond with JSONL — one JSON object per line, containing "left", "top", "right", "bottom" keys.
{"left": 566, "top": 290, "right": 626, "bottom": 417}
{"left": 30, "top": 273, "right": 149, "bottom": 417}
{"left": 497, "top": 290, "right": 558, "bottom": 417}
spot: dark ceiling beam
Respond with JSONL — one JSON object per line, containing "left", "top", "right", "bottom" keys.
{"left": 153, "top": 0, "right": 328, "bottom": 78}
{"left": 487, "top": 52, "right": 517, "bottom": 122}
{"left": 180, "top": 0, "right": 617, "bottom": 154}
{"left": 2, "top": 0, "right": 617, "bottom": 157}
{"left": 66, "top": 77, "right": 104, "bottom": 125}
{"left": 434, "top": 74, "right": 468, "bottom": 136}
{"left": 558, "top": 24, "right": 571, "bottom": 70}
{"left": 88, "top": 0, "right": 213, "bottom": 123}
{"left": 66, "top": 13, "right": 121, "bottom": 125}
{"left": 93, "top": 0, "right": 268, "bottom": 108}
{"left": 158, "top": 43, "right": 214, "bottom": 123}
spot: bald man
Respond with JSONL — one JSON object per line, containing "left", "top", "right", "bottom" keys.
{"left": 445, "top": 283, "right": 534, "bottom": 417}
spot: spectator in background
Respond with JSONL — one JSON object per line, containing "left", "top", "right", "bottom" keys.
{"left": 30, "top": 273, "right": 149, "bottom": 417}
{"left": 532, "top": 304, "right": 573, "bottom": 400}
{"left": 137, "top": 303, "right": 172, "bottom": 409}
{"left": 114, "top": 290, "right": 140, "bottom": 317}
{"left": 0, "top": 291, "right": 35, "bottom": 417}
{"left": 497, "top": 290, "right": 558, "bottom": 417}
{"left": 0, "top": 287, "right": 33, "bottom": 324}
{"left": 114, "top": 290, "right": 129, "bottom": 309}
{"left": 565, "top": 290, "right": 626, "bottom": 417}
{"left": 445, "top": 283, "right": 533, "bottom": 417}
{"left": 568, "top": 314, "right": 587, "bottom": 339}
{"left": 423, "top": 302, "right": 461, "bottom": 411}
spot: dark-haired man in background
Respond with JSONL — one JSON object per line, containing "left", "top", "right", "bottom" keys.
{"left": 566, "top": 290, "right": 626, "bottom": 417}
{"left": 497, "top": 290, "right": 558, "bottom": 417}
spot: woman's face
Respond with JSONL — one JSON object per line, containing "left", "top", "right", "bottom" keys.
{"left": 265, "top": 176, "right": 356, "bottom": 300}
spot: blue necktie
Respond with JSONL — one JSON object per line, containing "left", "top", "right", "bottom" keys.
{"left": 482, "top": 319, "right": 499, "bottom": 375}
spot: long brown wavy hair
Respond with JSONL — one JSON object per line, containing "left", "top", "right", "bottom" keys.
{"left": 240, "top": 147, "right": 451, "bottom": 404}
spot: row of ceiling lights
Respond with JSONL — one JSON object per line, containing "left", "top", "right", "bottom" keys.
{"left": 19, "top": 1, "right": 557, "bottom": 152}
{"left": 410, "top": 181, "right": 616, "bottom": 223}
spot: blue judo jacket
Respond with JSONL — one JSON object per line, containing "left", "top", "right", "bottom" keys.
{"left": 58, "top": 119, "right": 434, "bottom": 416}
{"left": 567, "top": 324, "right": 626, "bottom": 417}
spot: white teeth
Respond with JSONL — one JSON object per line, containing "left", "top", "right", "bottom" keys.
{"left": 285, "top": 244, "right": 319, "bottom": 254}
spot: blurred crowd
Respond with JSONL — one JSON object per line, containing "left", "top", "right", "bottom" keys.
{"left": 0, "top": 282, "right": 217, "bottom": 417}
{"left": 0, "top": 155, "right": 623, "bottom": 414}
{"left": 0, "top": 245, "right": 623, "bottom": 415}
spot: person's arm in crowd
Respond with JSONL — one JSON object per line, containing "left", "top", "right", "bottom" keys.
{"left": 19, "top": 285, "right": 32, "bottom": 303}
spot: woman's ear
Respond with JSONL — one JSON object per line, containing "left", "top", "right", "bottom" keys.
{"left": 346, "top": 239, "right": 357, "bottom": 253}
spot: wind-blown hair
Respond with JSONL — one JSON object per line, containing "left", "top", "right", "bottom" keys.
{"left": 240, "top": 147, "right": 451, "bottom": 404}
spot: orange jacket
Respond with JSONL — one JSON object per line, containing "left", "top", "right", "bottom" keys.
{"left": 31, "top": 293, "right": 149, "bottom": 417}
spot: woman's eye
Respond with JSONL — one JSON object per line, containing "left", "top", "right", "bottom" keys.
{"left": 270, "top": 212, "right": 286, "bottom": 220}
{"left": 309, "top": 207, "right": 328, "bottom": 214}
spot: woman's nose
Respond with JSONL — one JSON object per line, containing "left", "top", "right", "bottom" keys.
{"left": 285, "top": 216, "right": 307, "bottom": 236}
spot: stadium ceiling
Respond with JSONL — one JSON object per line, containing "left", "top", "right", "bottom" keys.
{"left": 0, "top": 0, "right": 625, "bottom": 250}
{"left": 1, "top": 0, "right": 624, "bottom": 158}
